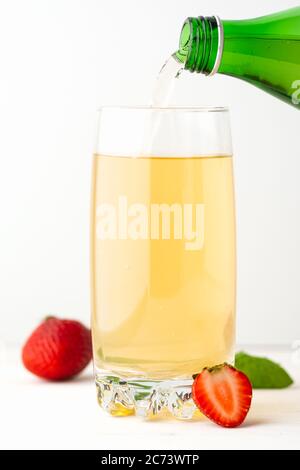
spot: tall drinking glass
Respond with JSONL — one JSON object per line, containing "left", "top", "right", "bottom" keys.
{"left": 91, "top": 107, "right": 235, "bottom": 419}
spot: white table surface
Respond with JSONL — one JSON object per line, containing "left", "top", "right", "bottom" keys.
{"left": 1, "top": 345, "right": 299, "bottom": 450}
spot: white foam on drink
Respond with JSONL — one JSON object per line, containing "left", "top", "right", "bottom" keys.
{"left": 141, "top": 55, "right": 183, "bottom": 156}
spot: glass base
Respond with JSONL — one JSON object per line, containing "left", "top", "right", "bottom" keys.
{"left": 95, "top": 370, "right": 201, "bottom": 420}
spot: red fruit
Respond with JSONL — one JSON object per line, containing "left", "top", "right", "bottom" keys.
{"left": 22, "top": 317, "right": 92, "bottom": 381}
{"left": 192, "top": 363, "right": 252, "bottom": 428}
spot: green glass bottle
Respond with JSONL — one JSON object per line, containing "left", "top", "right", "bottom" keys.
{"left": 175, "top": 7, "right": 300, "bottom": 109}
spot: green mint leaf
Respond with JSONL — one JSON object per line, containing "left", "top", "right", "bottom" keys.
{"left": 235, "top": 351, "right": 293, "bottom": 389}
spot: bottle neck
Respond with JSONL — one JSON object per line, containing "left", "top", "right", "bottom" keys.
{"left": 176, "top": 16, "right": 224, "bottom": 75}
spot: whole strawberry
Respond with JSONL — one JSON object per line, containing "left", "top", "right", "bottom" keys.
{"left": 22, "top": 317, "right": 92, "bottom": 380}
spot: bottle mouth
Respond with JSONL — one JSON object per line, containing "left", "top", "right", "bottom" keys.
{"left": 175, "top": 22, "right": 191, "bottom": 64}
{"left": 176, "top": 16, "right": 223, "bottom": 76}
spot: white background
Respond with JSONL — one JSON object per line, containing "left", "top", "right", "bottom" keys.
{"left": 0, "top": 0, "right": 299, "bottom": 346}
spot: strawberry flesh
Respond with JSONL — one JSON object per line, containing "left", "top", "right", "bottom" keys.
{"left": 192, "top": 363, "right": 252, "bottom": 428}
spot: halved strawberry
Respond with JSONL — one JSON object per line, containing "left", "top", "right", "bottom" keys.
{"left": 192, "top": 363, "right": 252, "bottom": 428}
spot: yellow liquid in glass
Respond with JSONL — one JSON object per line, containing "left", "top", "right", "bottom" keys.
{"left": 91, "top": 155, "right": 235, "bottom": 379}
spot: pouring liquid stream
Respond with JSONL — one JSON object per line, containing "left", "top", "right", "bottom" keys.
{"left": 141, "top": 55, "right": 183, "bottom": 156}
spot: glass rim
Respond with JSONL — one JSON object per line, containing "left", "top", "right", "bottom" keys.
{"left": 97, "top": 105, "right": 229, "bottom": 113}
